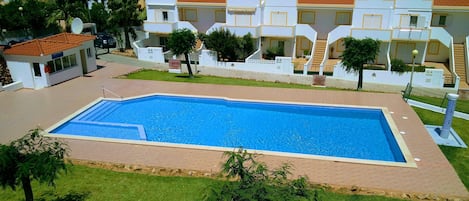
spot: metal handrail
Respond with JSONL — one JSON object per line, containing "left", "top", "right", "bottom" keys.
{"left": 101, "top": 86, "right": 123, "bottom": 99}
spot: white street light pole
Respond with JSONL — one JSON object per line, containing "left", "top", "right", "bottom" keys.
{"left": 409, "top": 49, "right": 419, "bottom": 87}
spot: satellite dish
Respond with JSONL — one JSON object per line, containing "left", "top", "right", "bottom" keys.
{"left": 71, "top": 18, "right": 84, "bottom": 34}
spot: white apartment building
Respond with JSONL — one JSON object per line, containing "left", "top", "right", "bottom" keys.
{"left": 138, "top": 0, "right": 469, "bottom": 89}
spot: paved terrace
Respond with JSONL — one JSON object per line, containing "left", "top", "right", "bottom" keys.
{"left": 0, "top": 58, "right": 468, "bottom": 199}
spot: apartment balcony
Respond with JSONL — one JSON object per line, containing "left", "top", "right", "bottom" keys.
{"left": 146, "top": 0, "right": 175, "bottom": 6}
{"left": 351, "top": 29, "right": 392, "bottom": 41}
{"left": 144, "top": 21, "right": 197, "bottom": 34}
{"left": 144, "top": 22, "right": 174, "bottom": 33}
{"left": 206, "top": 23, "right": 259, "bottom": 37}
{"left": 261, "top": 25, "right": 294, "bottom": 38}
{"left": 392, "top": 28, "right": 430, "bottom": 41}
{"left": 430, "top": 27, "right": 452, "bottom": 48}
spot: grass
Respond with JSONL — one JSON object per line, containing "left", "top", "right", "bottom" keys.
{"left": 0, "top": 165, "right": 405, "bottom": 201}
{"left": 413, "top": 107, "right": 469, "bottom": 190}
{"left": 125, "top": 69, "right": 338, "bottom": 90}
{"left": 410, "top": 95, "right": 469, "bottom": 114}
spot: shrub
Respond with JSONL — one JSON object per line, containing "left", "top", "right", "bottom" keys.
{"left": 391, "top": 58, "right": 407, "bottom": 74}
{"left": 203, "top": 148, "right": 312, "bottom": 201}
{"left": 265, "top": 47, "right": 284, "bottom": 60}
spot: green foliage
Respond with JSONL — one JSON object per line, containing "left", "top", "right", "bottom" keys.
{"left": 203, "top": 29, "right": 256, "bottom": 61}
{"left": 168, "top": 28, "right": 197, "bottom": 77}
{"left": 37, "top": 191, "right": 90, "bottom": 201}
{"left": 89, "top": 2, "right": 111, "bottom": 32}
{"left": 410, "top": 95, "right": 469, "bottom": 114}
{"left": 108, "top": 0, "right": 144, "bottom": 49}
{"left": 340, "top": 37, "right": 381, "bottom": 90}
{"left": 390, "top": 58, "right": 407, "bottom": 74}
{"left": 265, "top": 46, "right": 285, "bottom": 60}
{"left": 0, "top": 127, "right": 69, "bottom": 201}
{"left": 204, "top": 148, "right": 312, "bottom": 201}
{"left": 47, "top": 0, "right": 89, "bottom": 32}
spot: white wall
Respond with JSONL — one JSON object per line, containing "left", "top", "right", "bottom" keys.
{"left": 395, "top": 0, "right": 432, "bottom": 9}
{"left": 262, "top": 0, "right": 297, "bottom": 26}
{"left": 226, "top": 0, "right": 260, "bottom": 26}
{"left": 308, "top": 9, "right": 343, "bottom": 40}
{"left": 181, "top": 7, "right": 220, "bottom": 33}
{"left": 352, "top": 8, "right": 393, "bottom": 29}
{"left": 333, "top": 64, "right": 445, "bottom": 88}
{"left": 7, "top": 61, "right": 34, "bottom": 88}
{"left": 83, "top": 41, "right": 97, "bottom": 72}
{"left": 137, "top": 47, "right": 165, "bottom": 63}
{"left": 48, "top": 66, "right": 82, "bottom": 86}
{"left": 425, "top": 41, "right": 449, "bottom": 63}
{"left": 439, "top": 12, "right": 469, "bottom": 43}
{"left": 354, "top": 0, "right": 394, "bottom": 9}
{"left": 147, "top": 5, "right": 177, "bottom": 23}
{"left": 199, "top": 50, "right": 294, "bottom": 74}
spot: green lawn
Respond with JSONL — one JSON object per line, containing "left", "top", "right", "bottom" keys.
{"left": 0, "top": 165, "right": 404, "bottom": 201}
{"left": 125, "top": 69, "right": 339, "bottom": 90}
{"left": 410, "top": 95, "right": 469, "bottom": 114}
{"left": 413, "top": 107, "right": 469, "bottom": 189}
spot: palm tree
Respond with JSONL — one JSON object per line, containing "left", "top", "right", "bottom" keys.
{"left": 47, "top": 0, "right": 88, "bottom": 32}
{"left": 107, "top": 0, "right": 144, "bottom": 49}
{"left": 0, "top": 128, "right": 68, "bottom": 201}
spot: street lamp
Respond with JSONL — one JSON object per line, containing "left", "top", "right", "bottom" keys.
{"left": 409, "top": 49, "right": 419, "bottom": 87}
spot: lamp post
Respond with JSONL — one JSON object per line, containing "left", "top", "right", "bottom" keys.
{"left": 409, "top": 49, "right": 419, "bottom": 87}
{"left": 18, "top": 6, "right": 25, "bottom": 37}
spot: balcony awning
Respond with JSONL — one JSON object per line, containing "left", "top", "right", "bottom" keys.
{"left": 227, "top": 7, "right": 256, "bottom": 13}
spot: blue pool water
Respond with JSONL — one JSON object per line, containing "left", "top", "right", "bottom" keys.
{"left": 51, "top": 95, "right": 406, "bottom": 163}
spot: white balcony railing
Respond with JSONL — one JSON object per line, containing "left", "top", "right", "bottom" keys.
{"left": 261, "top": 25, "right": 294, "bottom": 37}
{"left": 351, "top": 29, "right": 392, "bottom": 41}
{"left": 206, "top": 23, "right": 259, "bottom": 37}
{"left": 146, "top": 0, "right": 175, "bottom": 5}
{"left": 392, "top": 28, "right": 430, "bottom": 41}
{"left": 143, "top": 22, "right": 174, "bottom": 33}
{"left": 430, "top": 27, "right": 452, "bottom": 48}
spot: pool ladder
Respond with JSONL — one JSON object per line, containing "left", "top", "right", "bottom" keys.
{"left": 101, "top": 86, "right": 123, "bottom": 99}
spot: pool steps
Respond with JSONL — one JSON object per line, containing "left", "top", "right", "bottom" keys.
{"left": 76, "top": 101, "right": 121, "bottom": 121}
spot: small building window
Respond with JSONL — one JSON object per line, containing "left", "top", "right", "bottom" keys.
{"left": 299, "top": 11, "right": 315, "bottom": 24}
{"left": 336, "top": 12, "right": 352, "bottom": 25}
{"left": 86, "top": 48, "right": 92, "bottom": 58}
{"left": 431, "top": 14, "right": 447, "bottom": 26}
{"left": 163, "top": 11, "right": 168, "bottom": 21}
{"left": 33, "top": 63, "right": 41, "bottom": 77}
{"left": 46, "top": 54, "right": 77, "bottom": 74}
{"left": 410, "top": 16, "right": 418, "bottom": 27}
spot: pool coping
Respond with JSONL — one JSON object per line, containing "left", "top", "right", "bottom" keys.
{"left": 45, "top": 92, "right": 417, "bottom": 168}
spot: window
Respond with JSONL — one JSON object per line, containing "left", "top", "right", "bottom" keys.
{"left": 180, "top": 8, "right": 197, "bottom": 22}
{"left": 299, "top": 11, "right": 315, "bottom": 24}
{"left": 214, "top": 10, "right": 225, "bottom": 23}
{"left": 86, "top": 48, "right": 92, "bottom": 58}
{"left": 336, "top": 12, "right": 351, "bottom": 25}
{"left": 410, "top": 16, "right": 418, "bottom": 27}
{"left": 427, "top": 41, "right": 439, "bottom": 55}
{"left": 234, "top": 14, "right": 252, "bottom": 26}
{"left": 46, "top": 54, "right": 77, "bottom": 74}
{"left": 362, "top": 15, "right": 382, "bottom": 29}
{"left": 271, "top": 12, "right": 287, "bottom": 26}
{"left": 163, "top": 11, "right": 168, "bottom": 21}
{"left": 432, "top": 14, "right": 447, "bottom": 26}
{"left": 33, "top": 63, "right": 41, "bottom": 77}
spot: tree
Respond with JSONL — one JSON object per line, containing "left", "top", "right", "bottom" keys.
{"left": 107, "top": 0, "right": 144, "bottom": 49}
{"left": 89, "top": 2, "right": 111, "bottom": 32}
{"left": 0, "top": 53, "right": 13, "bottom": 85}
{"left": 0, "top": 128, "right": 69, "bottom": 201}
{"left": 203, "top": 28, "right": 239, "bottom": 61}
{"left": 339, "top": 37, "right": 380, "bottom": 90}
{"left": 168, "top": 28, "right": 196, "bottom": 78}
{"left": 47, "top": 0, "right": 89, "bottom": 32}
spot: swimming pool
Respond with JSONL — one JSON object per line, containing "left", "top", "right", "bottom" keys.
{"left": 48, "top": 94, "right": 413, "bottom": 165}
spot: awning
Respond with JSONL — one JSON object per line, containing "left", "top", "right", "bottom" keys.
{"left": 227, "top": 7, "right": 256, "bottom": 13}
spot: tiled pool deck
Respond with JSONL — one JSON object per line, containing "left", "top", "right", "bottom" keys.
{"left": 0, "top": 59, "right": 468, "bottom": 199}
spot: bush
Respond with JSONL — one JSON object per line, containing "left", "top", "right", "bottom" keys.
{"left": 203, "top": 148, "right": 312, "bottom": 201}
{"left": 265, "top": 47, "right": 284, "bottom": 60}
{"left": 391, "top": 58, "right": 407, "bottom": 73}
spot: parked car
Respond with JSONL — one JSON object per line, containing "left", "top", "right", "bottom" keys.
{"left": 94, "top": 32, "right": 116, "bottom": 48}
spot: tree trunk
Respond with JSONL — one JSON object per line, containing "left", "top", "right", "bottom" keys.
{"left": 357, "top": 66, "right": 364, "bottom": 90}
{"left": 21, "top": 176, "right": 33, "bottom": 201}
{"left": 124, "top": 27, "right": 131, "bottom": 50}
{"left": 184, "top": 53, "right": 194, "bottom": 78}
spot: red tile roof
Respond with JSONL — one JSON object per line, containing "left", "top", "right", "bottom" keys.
{"left": 3, "top": 33, "right": 95, "bottom": 57}
{"left": 433, "top": 0, "right": 469, "bottom": 6}
{"left": 298, "top": 0, "right": 354, "bottom": 4}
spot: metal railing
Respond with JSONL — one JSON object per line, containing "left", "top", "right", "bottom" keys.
{"left": 101, "top": 86, "right": 123, "bottom": 99}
